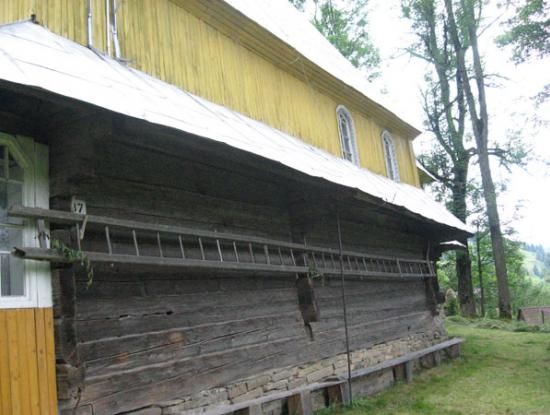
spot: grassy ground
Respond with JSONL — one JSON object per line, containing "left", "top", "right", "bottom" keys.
{"left": 320, "top": 322, "right": 550, "bottom": 415}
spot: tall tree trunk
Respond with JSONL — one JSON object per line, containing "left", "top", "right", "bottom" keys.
{"left": 445, "top": 0, "right": 512, "bottom": 318}
{"left": 456, "top": 249, "right": 475, "bottom": 315}
{"left": 451, "top": 164, "right": 476, "bottom": 316}
{"left": 477, "top": 148, "right": 512, "bottom": 317}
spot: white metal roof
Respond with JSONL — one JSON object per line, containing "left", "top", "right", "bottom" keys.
{"left": 223, "top": 0, "right": 419, "bottom": 131}
{"left": 0, "top": 22, "right": 470, "bottom": 234}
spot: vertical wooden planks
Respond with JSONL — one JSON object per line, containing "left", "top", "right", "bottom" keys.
{"left": 44, "top": 308, "right": 58, "bottom": 412}
{"left": 24, "top": 308, "right": 41, "bottom": 415}
{"left": 0, "top": 310, "right": 12, "bottom": 415}
{"left": 16, "top": 310, "right": 31, "bottom": 415}
{"left": 6, "top": 310, "right": 22, "bottom": 414}
{"left": 0, "top": 308, "right": 57, "bottom": 415}
{"left": 35, "top": 307, "right": 51, "bottom": 414}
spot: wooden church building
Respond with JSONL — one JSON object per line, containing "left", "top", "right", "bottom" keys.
{"left": 0, "top": 1, "right": 470, "bottom": 414}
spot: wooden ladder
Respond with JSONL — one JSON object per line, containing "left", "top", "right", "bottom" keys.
{"left": 10, "top": 205, "right": 436, "bottom": 279}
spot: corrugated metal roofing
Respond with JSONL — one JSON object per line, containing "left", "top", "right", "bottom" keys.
{"left": 223, "top": 0, "right": 419, "bottom": 132}
{"left": 0, "top": 22, "right": 470, "bottom": 234}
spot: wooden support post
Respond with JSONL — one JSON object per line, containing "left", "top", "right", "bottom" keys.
{"left": 392, "top": 363, "right": 406, "bottom": 381}
{"left": 404, "top": 361, "right": 414, "bottom": 383}
{"left": 327, "top": 382, "right": 351, "bottom": 406}
{"left": 288, "top": 391, "right": 312, "bottom": 415}
{"left": 448, "top": 343, "right": 461, "bottom": 358}
{"left": 234, "top": 404, "right": 262, "bottom": 415}
{"left": 433, "top": 351, "right": 442, "bottom": 366}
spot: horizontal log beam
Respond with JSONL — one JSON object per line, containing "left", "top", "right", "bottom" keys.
{"left": 13, "top": 247, "right": 433, "bottom": 279}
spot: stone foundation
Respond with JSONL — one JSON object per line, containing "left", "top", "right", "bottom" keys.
{"left": 131, "top": 331, "right": 447, "bottom": 415}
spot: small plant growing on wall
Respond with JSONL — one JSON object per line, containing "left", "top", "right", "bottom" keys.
{"left": 50, "top": 238, "right": 94, "bottom": 288}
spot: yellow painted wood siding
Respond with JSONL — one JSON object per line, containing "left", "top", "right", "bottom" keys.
{"left": 0, "top": 0, "right": 420, "bottom": 186}
{"left": 0, "top": 307, "right": 57, "bottom": 415}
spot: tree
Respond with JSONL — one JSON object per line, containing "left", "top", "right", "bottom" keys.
{"left": 470, "top": 230, "right": 550, "bottom": 314}
{"left": 497, "top": 0, "right": 550, "bottom": 62}
{"left": 288, "top": 0, "right": 380, "bottom": 78}
{"left": 443, "top": 0, "right": 513, "bottom": 318}
{"left": 403, "top": 0, "right": 526, "bottom": 318}
{"left": 402, "top": 0, "right": 477, "bottom": 316}
{"left": 497, "top": 0, "right": 550, "bottom": 102}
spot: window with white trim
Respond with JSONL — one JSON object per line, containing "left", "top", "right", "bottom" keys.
{"left": 382, "top": 130, "right": 400, "bottom": 182}
{"left": 336, "top": 105, "right": 359, "bottom": 165}
{"left": 0, "top": 133, "right": 50, "bottom": 309}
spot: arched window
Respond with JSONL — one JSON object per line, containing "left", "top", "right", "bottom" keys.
{"left": 336, "top": 106, "right": 359, "bottom": 165}
{"left": 382, "top": 130, "right": 400, "bottom": 182}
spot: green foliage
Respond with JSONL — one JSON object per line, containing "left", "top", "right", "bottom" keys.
{"left": 522, "top": 243, "right": 550, "bottom": 279}
{"left": 438, "top": 234, "right": 550, "bottom": 317}
{"left": 497, "top": 0, "right": 550, "bottom": 63}
{"left": 497, "top": 0, "right": 550, "bottom": 102}
{"left": 288, "top": 0, "right": 380, "bottom": 78}
{"left": 443, "top": 289, "right": 459, "bottom": 316}
{"left": 447, "top": 315, "right": 550, "bottom": 332}
{"left": 288, "top": 0, "right": 307, "bottom": 10}
{"left": 50, "top": 238, "right": 94, "bottom": 288}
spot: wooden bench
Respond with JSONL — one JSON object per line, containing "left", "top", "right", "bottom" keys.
{"left": 201, "top": 337, "right": 464, "bottom": 415}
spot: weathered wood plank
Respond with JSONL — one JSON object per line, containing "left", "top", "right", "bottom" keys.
{"left": 288, "top": 391, "right": 313, "bottom": 415}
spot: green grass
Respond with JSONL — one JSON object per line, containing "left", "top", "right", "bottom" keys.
{"left": 320, "top": 322, "right": 550, "bottom": 415}
{"left": 521, "top": 249, "right": 548, "bottom": 280}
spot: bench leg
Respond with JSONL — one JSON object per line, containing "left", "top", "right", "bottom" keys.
{"left": 288, "top": 391, "right": 312, "bottom": 415}
{"left": 327, "top": 382, "right": 351, "bottom": 406}
{"left": 405, "top": 361, "right": 414, "bottom": 383}
{"left": 234, "top": 404, "right": 262, "bottom": 415}
{"left": 447, "top": 343, "right": 461, "bottom": 358}
{"left": 433, "top": 351, "right": 442, "bottom": 366}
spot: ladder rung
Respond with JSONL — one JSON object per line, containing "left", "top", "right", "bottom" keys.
{"left": 278, "top": 247, "right": 284, "bottom": 265}
{"left": 178, "top": 235, "right": 185, "bottom": 259}
{"left": 216, "top": 239, "right": 223, "bottom": 262}
{"left": 132, "top": 230, "right": 140, "bottom": 256}
{"left": 157, "top": 232, "right": 164, "bottom": 257}
{"left": 233, "top": 242, "right": 239, "bottom": 263}
{"left": 264, "top": 245, "right": 270, "bottom": 265}
{"left": 198, "top": 237, "right": 205, "bottom": 260}
{"left": 290, "top": 249, "right": 296, "bottom": 265}
{"left": 105, "top": 226, "right": 112, "bottom": 255}
{"left": 249, "top": 243, "right": 255, "bottom": 263}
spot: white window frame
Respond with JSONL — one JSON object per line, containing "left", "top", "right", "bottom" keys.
{"left": 336, "top": 105, "right": 359, "bottom": 165}
{"left": 0, "top": 133, "right": 51, "bottom": 309}
{"left": 382, "top": 130, "right": 400, "bottom": 182}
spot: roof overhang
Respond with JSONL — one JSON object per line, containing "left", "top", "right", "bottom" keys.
{"left": 0, "top": 21, "right": 472, "bottom": 236}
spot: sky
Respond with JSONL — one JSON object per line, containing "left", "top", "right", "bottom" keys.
{"left": 363, "top": 0, "right": 550, "bottom": 248}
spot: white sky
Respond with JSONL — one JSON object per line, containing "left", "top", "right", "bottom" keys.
{"left": 365, "top": 0, "right": 550, "bottom": 248}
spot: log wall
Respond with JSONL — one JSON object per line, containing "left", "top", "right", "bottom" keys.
{"left": 47, "top": 115, "right": 440, "bottom": 414}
